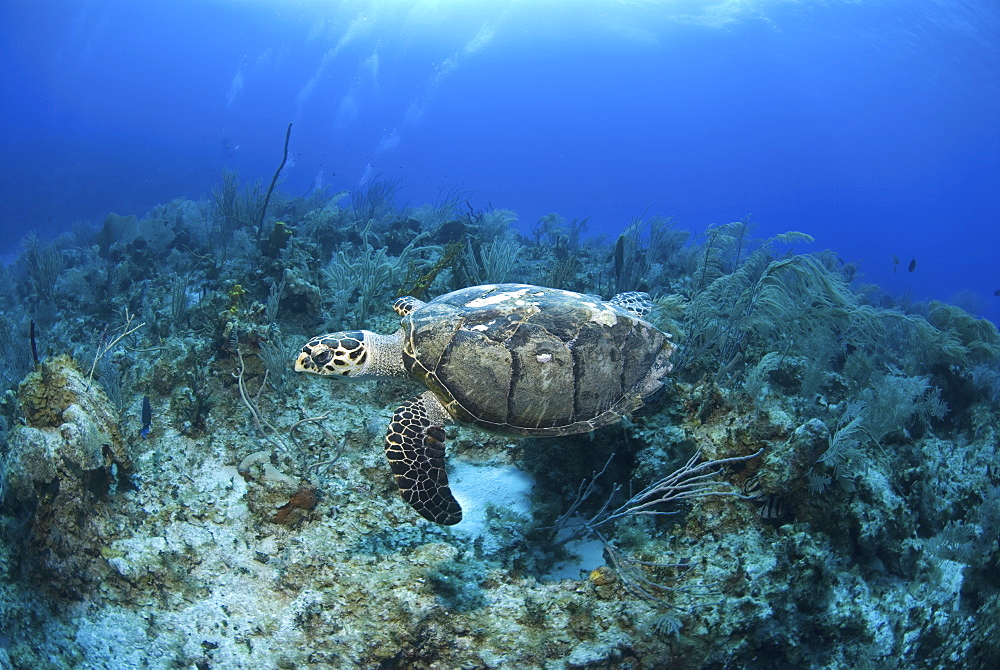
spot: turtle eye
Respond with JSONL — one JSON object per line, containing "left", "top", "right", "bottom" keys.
{"left": 314, "top": 349, "right": 333, "bottom": 365}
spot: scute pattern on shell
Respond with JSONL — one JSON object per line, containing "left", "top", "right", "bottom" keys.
{"left": 399, "top": 284, "right": 674, "bottom": 436}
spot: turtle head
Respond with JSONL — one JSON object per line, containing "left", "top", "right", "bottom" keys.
{"left": 295, "top": 331, "right": 373, "bottom": 378}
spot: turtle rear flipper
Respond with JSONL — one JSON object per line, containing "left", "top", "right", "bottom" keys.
{"left": 384, "top": 391, "right": 462, "bottom": 525}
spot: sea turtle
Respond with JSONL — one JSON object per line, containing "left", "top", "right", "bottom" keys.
{"left": 294, "top": 283, "right": 675, "bottom": 525}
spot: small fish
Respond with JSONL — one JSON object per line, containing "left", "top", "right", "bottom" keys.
{"left": 140, "top": 395, "right": 152, "bottom": 439}
{"left": 908, "top": 258, "right": 917, "bottom": 273}
{"left": 892, "top": 255, "right": 900, "bottom": 273}
{"left": 742, "top": 474, "right": 766, "bottom": 500}
{"left": 994, "top": 289, "right": 1000, "bottom": 296}
{"left": 759, "top": 495, "right": 789, "bottom": 520}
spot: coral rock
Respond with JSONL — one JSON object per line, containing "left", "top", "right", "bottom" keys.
{"left": 7, "top": 354, "right": 128, "bottom": 498}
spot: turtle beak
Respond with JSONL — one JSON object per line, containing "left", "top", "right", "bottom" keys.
{"left": 294, "top": 348, "right": 315, "bottom": 374}
{"left": 295, "top": 351, "right": 309, "bottom": 372}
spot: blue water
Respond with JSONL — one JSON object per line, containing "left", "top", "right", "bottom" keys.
{"left": 2, "top": 0, "right": 998, "bottom": 314}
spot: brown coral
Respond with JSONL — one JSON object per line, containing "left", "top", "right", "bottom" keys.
{"left": 272, "top": 487, "right": 318, "bottom": 525}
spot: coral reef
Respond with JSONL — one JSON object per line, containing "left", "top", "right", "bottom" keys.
{"left": 1, "top": 187, "right": 998, "bottom": 669}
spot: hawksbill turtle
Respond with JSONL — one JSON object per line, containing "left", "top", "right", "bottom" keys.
{"left": 294, "top": 283, "right": 675, "bottom": 525}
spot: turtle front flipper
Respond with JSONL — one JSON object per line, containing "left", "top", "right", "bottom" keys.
{"left": 384, "top": 390, "right": 462, "bottom": 525}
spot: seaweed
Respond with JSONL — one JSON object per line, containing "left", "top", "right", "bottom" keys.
{"left": 256, "top": 122, "right": 293, "bottom": 243}
{"left": 351, "top": 174, "right": 401, "bottom": 224}
{"left": 0, "top": 315, "right": 32, "bottom": 392}
{"left": 459, "top": 237, "right": 522, "bottom": 286}
{"left": 22, "top": 233, "right": 63, "bottom": 305}
{"left": 398, "top": 239, "right": 463, "bottom": 300}
{"left": 211, "top": 168, "right": 264, "bottom": 238}
{"left": 613, "top": 216, "right": 649, "bottom": 293}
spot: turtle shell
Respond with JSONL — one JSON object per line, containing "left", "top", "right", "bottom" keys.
{"left": 400, "top": 284, "right": 674, "bottom": 436}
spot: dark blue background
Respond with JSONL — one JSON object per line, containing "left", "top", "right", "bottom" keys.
{"left": 2, "top": 0, "right": 997, "bottom": 317}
